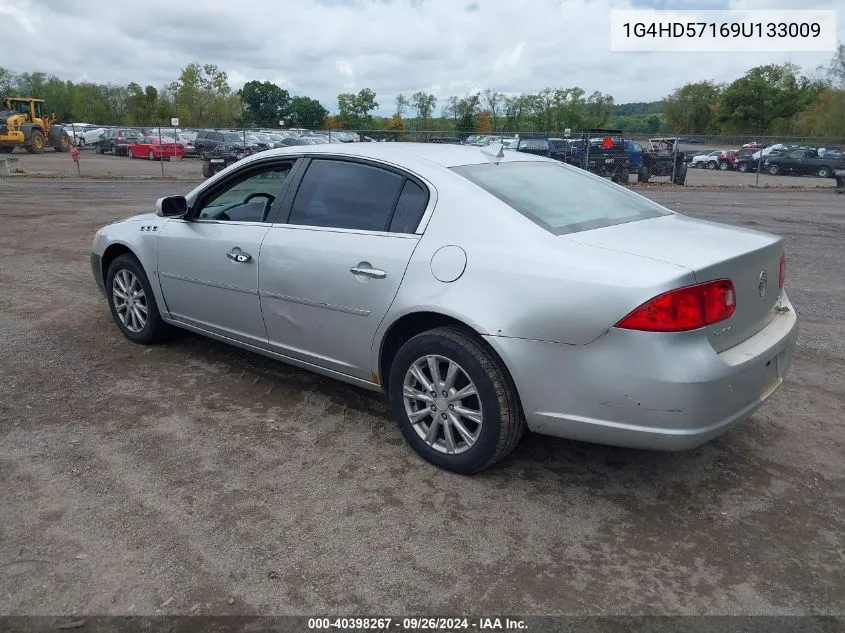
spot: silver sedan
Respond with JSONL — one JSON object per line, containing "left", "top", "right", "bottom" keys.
{"left": 90, "top": 143, "right": 797, "bottom": 473}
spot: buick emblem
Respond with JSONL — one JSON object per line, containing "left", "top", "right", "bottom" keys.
{"left": 758, "top": 270, "right": 768, "bottom": 297}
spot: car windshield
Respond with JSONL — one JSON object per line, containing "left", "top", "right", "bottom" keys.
{"left": 222, "top": 132, "right": 243, "bottom": 142}
{"left": 452, "top": 161, "right": 671, "bottom": 235}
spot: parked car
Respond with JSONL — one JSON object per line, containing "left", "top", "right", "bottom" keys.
{"left": 200, "top": 142, "right": 257, "bottom": 177}
{"left": 689, "top": 150, "right": 723, "bottom": 169}
{"left": 194, "top": 130, "right": 242, "bottom": 156}
{"left": 95, "top": 127, "right": 144, "bottom": 156}
{"left": 577, "top": 129, "right": 629, "bottom": 183}
{"left": 128, "top": 135, "right": 186, "bottom": 161}
{"left": 75, "top": 126, "right": 109, "bottom": 148}
{"left": 513, "top": 135, "right": 552, "bottom": 157}
{"left": 624, "top": 139, "right": 645, "bottom": 172}
{"left": 763, "top": 148, "right": 845, "bottom": 178}
{"left": 175, "top": 131, "right": 198, "bottom": 156}
{"left": 90, "top": 143, "right": 796, "bottom": 473}
{"left": 717, "top": 148, "right": 754, "bottom": 171}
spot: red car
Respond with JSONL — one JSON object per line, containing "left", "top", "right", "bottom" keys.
{"left": 718, "top": 148, "right": 756, "bottom": 171}
{"left": 128, "top": 135, "right": 186, "bottom": 160}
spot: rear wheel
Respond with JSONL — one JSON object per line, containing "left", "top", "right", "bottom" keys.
{"left": 105, "top": 254, "right": 170, "bottom": 345}
{"left": 673, "top": 164, "right": 688, "bottom": 185}
{"left": 637, "top": 165, "right": 650, "bottom": 183}
{"left": 388, "top": 326, "right": 525, "bottom": 474}
{"left": 768, "top": 164, "right": 780, "bottom": 176}
{"left": 201, "top": 161, "right": 212, "bottom": 177}
{"left": 26, "top": 129, "right": 45, "bottom": 154}
{"left": 817, "top": 166, "right": 831, "bottom": 178}
{"left": 149, "top": 150, "right": 156, "bottom": 161}
{"left": 719, "top": 161, "right": 729, "bottom": 171}
{"left": 706, "top": 161, "right": 716, "bottom": 170}
{"left": 738, "top": 162, "right": 748, "bottom": 173}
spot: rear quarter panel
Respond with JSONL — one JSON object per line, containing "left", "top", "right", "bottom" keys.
{"left": 377, "top": 169, "right": 696, "bottom": 350}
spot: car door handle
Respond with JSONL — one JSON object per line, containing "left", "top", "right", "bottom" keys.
{"left": 226, "top": 248, "right": 252, "bottom": 263}
{"left": 350, "top": 266, "right": 386, "bottom": 279}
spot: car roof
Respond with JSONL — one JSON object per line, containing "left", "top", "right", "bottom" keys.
{"left": 241, "top": 142, "right": 549, "bottom": 168}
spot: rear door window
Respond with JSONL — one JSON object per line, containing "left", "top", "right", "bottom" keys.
{"left": 287, "top": 159, "right": 404, "bottom": 232}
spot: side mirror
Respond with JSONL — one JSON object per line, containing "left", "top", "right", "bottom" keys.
{"left": 155, "top": 196, "right": 188, "bottom": 218}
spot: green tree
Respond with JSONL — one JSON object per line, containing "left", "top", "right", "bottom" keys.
{"left": 239, "top": 80, "right": 290, "bottom": 125}
{"left": 289, "top": 95, "right": 328, "bottom": 128}
{"left": 583, "top": 91, "right": 614, "bottom": 128}
{"left": 663, "top": 81, "right": 722, "bottom": 133}
{"left": 172, "top": 63, "right": 232, "bottom": 127}
{"left": 456, "top": 93, "right": 480, "bottom": 134}
{"left": 411, "top": 91, "right": 437, "bottom": 122}
{"left": 481, "top": 88, "right": 503, "bottom": 131}
{"left": 355, "top": 88, "right": 379, "bottom": 123}
{"left": 718, "top": 63, "right": 822, "bottom": 134}
{"left": 337, "top": 92, "right": 357, "bottom": 125}
{"left": 394, "top": 92, "right": 409, "bottom": 117}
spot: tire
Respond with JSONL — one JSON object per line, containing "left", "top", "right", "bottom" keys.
{"left": 673, "top": 164, "right": 688, "bottom": 185}
{"left": 96, "top": 144, "right": 103, "bottom": 155}
{"left": 738, "top": 162, "right": 748, "bottom": 173}
{"left": 706, "top": 161, "right": 716, "bottom": 170}
{"left": 54, "top": 131, "right": 71, "bottom": 152}
{"left": 817, "top": 166, "right": 830, "bottom": 178}
{"left": 768, "top": 164, "right": 779, "bottom": 176}
{"left": 201, "top": 161, "right": 212, "bottom": 178}
{"left": 719, "top": 161, "right": 729, "bottom": 171}
{"left": 105, "top": 254, "right": 170, "bottom": 345}
{"left": 388, "top": 326, "right": 525, "bottom": 474}
{"left": 637, "top": 165, "right": 650, "bottom": 183}
{"left": 616, "top": 168, "right": 630, "bottom": 184}
{"left": 26, "top": 129, "right": 45, "bottom": 154}
{"left": 77, "top": 138, "right": 86, "bottom": 148}
{"left": 149, "top": 150, "right": 156, "bottom": 161}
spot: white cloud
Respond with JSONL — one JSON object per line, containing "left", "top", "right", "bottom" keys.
{"left": 0, "top": 0, "right": 841, "bottom": 114}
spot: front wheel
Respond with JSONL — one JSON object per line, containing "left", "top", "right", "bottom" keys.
{"left": 106, "top": 254, "right": 170, "bottom": 345}
{"left": 768, "top": 164, "right": 780, "bottom": 175}
{"left": 201, "top": 161, "right": 212, "bottom": 177}
{"left": 817, "top": 166, "right": 831, "bottom": 178}
{"left": 719, "top": 161, "right": 729, "bottom": 171}
{"left": 388, "top": 326, "right": 525, "bottom": 474}
{"left": 149, "top": 150, "right": 156, "bottom": 161}
{"left": 706, "top": 161, "right": 716, "bottom": 170}
{"left": 738, "top": 162, "right": 748, "bottom": 173}
{"left": 637, "top": 165, "right": 650, "bottom": 183}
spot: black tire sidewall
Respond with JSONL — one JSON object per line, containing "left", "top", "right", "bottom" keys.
{"left": 105, "top": 255, "right": 163, "bottom": 345}
{"left": 388, "top": 331, "right": 506, "bottom": 473}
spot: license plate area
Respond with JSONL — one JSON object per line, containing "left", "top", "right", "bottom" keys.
{"left": 760, "top": 352, "right": 784, "bottom": 400}
{"left": 605, "top": 158, "right": 614, "bottom": 163}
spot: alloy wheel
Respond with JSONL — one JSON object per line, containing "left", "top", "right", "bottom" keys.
{"left": 402, "top": 355, "right": 483, "bottom": 455}
{"left": 112, "top": 269, "right": 148, "bottom": 333}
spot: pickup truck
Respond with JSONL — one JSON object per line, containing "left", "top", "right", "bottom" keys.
{"left": 763, "top": 148, "right": 844, "bottom": 178}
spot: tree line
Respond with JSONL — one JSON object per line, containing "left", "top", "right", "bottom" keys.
{"left": 0, "top": 44, "right": 842, "bottom": 138}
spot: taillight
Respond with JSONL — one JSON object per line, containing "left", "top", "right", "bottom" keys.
{"left": 615, "top": 280, "right": 736, "bottom": 332}
{"left": 779, "top": 252, "right": 786, "bottom": 289}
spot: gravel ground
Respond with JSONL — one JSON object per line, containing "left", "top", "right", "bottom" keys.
{"left": 3, "top": 150, "right": 838, "bottom": 188}
{"left": 0, "top": 177, "right": 843, "bottom": 617}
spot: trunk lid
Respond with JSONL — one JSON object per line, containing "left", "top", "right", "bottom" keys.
{"left": 567, "top": 214, "right": 784, "bottom": 352}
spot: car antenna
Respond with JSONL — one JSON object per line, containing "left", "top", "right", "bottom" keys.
{"left": 480, "top": 142, "right": 505, "bottom": 164}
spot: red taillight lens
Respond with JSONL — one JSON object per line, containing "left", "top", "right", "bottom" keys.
{"left": 615, "top": 280, "right": 736, "bottom": 332}
{"left": 779, "top": 252, "right": 786, "bottom": 289}
{"left": 603, "top": 137, "right": 613, "bottom": 148}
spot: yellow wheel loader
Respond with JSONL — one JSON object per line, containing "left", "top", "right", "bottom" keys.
{"left": 0, "top": 98, "right": 71, "bottom": 154}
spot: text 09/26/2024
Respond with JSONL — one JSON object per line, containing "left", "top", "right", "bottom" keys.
{"left": 610, "top": 9, "right": 837, "bottom": 52}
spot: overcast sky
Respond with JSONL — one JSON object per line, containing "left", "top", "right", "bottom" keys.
{"left": 0, "top": 0, "right": 841, "bottom": 114}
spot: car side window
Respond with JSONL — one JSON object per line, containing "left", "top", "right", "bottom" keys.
{"left": 389, "top": 179, "right": 428, "bottom": 234}
{"left": 195, "top": 163, "right": 293, "bottom": 223}
{"left": 287, "top": 159, "right": 404, "bottom": 231}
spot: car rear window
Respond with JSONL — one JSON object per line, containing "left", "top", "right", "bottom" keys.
{"left": 451, "top": 161, "right": 671, "bottom": 235}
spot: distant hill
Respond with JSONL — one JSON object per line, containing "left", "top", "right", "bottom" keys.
{"left": 614, "top": 101, "right": 664, "bottom": 116}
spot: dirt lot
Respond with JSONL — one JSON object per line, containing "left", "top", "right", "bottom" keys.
{"left": 0, "top": 176, "right": 843, "bottom": 617}
{"left": 3, "top": 150, "right": 839, "bottom": 189}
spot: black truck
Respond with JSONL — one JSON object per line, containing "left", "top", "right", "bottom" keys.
{"left": 201, "top": 142, "right": 259, "bottom": 177}
{"left": 578, "top": 129, "right": 629, "bottom": 183}
{"left": 763, "top": 148, "right": 845, "bottom": 178}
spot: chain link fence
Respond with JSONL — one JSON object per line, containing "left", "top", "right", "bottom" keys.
{"left": 42, "top": 123, "right": 845, "bottom": 187}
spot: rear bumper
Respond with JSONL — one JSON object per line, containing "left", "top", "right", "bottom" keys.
{"left": 484, "top": 294, "right": 798, "bottom": 451}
